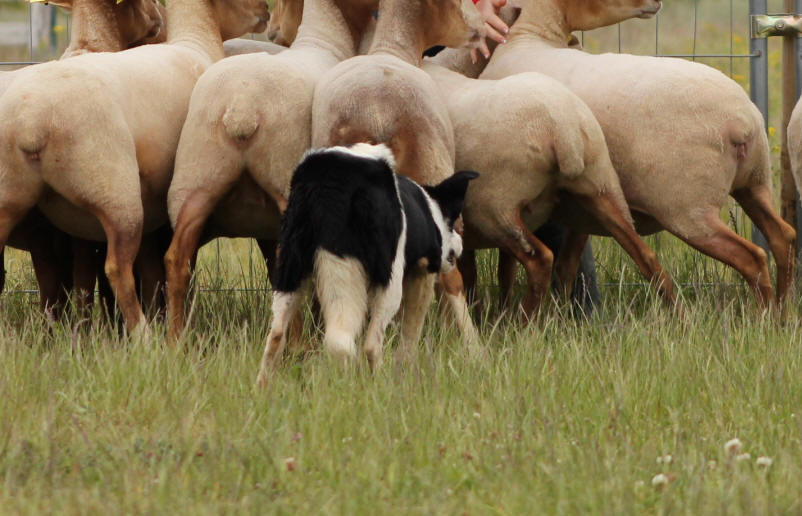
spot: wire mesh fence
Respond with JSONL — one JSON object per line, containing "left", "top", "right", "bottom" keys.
{"left": 0, "top": 0, "right": 795, "bottom": 298}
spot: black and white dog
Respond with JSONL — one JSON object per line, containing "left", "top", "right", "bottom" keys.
{"left": 256, "top": 143, "right": 477, "bottom": 379}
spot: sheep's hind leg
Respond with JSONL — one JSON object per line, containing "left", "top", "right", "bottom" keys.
{"left": 569, "top": 192, "right": 677, "bottom": 307}
{"left": 553, "top": 231, "right": 590, "bottom": 303}
{"left": 497, "top": 250, "right": 517, "bottom": 309}
{"left": 90, "top": 206, "right": 146, "bottom": 336}
{"left": 458, "top": 249, "right": 478, "bottom": 304}
{"left": 498, "top": 214, "right": 554, "bottom": 320}
{"left": 255, "top": 289, "right": 305, "bottom": 388}
{"left": 135, "top": 232, "right": 168, "bottom": 320}
{"left": 0, "top": 168, "right": 42, "bottom": 311}
{"left": 0, "top": 205, "right": 35, "bottom": 299}
{"left": 397, "top": 271, "right": 436, "bottom": 363}
{"left": 164, "top": 190, "right": 229, "bottom": 342}
{"left": 733, "top": 185, "right": 796, "bottom": 304}
{"left": 29, "top": 230, "right": 70, "bottom": 321}
{"left": 681, "top": 210, "right": 774, "bottom": 309}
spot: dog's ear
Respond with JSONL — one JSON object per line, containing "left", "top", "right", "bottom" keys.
{"left": 425, "top": 170, "right": 479, "bottom": 225}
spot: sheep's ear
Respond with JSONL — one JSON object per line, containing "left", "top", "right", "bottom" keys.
{"left": 30, "top": 0, "right": 73, "bottom": 8}
{"left": 499, "top": 5, "right": 520, "bottom": 25}
{"left": 424, "top": 170, "right": 480, "bottom": 225}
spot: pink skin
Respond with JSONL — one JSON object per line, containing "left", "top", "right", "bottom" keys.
{"left": 471, "top": 0, "right": 509, "bottom": 62}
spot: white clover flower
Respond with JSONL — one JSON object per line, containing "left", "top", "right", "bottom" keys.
{"left": 736, "top": 453, "right": 751, "bottom": 462}
{"left": 634, "top": 480, "right": 645, "bottom": 490}
{"left": 756, "top": 456, "right": 773, "bottom": 468}
{"left": 651, "top": 473, "right": 669, "bottom": 488}
{"left": 657, "top": 454, "right": 673, "bottom": 465}
{"left": 472, "top": 412, "right": 481, "bottom": 419}
{"left": 284, "top": 457, "right": 297, "bottom": 471}
{"left": 724, "top": 438, "right": 742, "bottom": 455}
{"left": 707, "top": 460, "right": 717, "bottom": 470}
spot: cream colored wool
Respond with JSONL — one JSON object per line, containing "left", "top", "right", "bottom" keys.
{"left": 0, "top": 0, "right": 268, "bottom": 334}
{"left": 223, "top": 38, "right": 286, "bottom": 56}
{"left": 423, "top": 57, "right": 674, "bottom": 313}
{"left": 479, "top": 0, "right": 795, "bottom": 307}
{"left": 163, "top": 0, "right": 378, "bottom": 340}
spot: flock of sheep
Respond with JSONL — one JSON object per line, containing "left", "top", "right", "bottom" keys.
{"left": 0, "top": 0, "right": 798, "bottom": 369}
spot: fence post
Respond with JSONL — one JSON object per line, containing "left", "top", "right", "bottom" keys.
{"left": 750, "top": 0, "right": 769, "bottom": 248}
{"left": 782, "top": 0, "right": 802, "bottom": 261}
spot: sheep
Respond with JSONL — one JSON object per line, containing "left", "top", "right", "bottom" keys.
{"left": 0, "top": 0, "right": 269, "bottom": 335}
{"left": 480, "top": 0, "right": 795, "bottom": 310}
{"left": 0, "top": 0, "right": 164, "bottom": 318}
{"left": 421, "top": 60, "right": 676, "bottom": 317}
{"left": 310, "top": 0, "right": 488, "bottom": 348}
{"left": 163, "top": 0, "right": 379, "bottom": 341}
{"left": 786, "top": 103, "right": 802, "bottom": 226}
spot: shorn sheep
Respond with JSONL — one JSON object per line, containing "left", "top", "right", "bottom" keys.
{"left": 481, "top": 0, "right": 795, "bottom": 309}
{"left": 163, "top": 0, "right": 379, "bottom": 341}
{"left": 0, "top": 0, "right": 269, "bottom": 334}
{"left": 255, "top": 144, "right": 476, "bottom": 382}
{"left": 0, "top": 0, "right": 164, "bottom": 318}
{"left": 311, "top": 0, "right": 487, "bottom": 345}
{"left": 422, "top": 61, "right": 676, "bottom": 316}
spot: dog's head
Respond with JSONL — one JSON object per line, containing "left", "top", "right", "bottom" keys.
{"left": 424, "top": 170, "right": 479, "bottom": 272}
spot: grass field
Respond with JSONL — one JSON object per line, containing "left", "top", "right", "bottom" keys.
{"left": 2, "top": 0, "right": 802, "bottom": 513}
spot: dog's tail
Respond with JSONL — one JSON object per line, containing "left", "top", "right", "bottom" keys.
{"left": 273, "top": 145, "right": 403, "bottom": 293}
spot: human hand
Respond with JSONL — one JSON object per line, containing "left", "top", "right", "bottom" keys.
{"left": 471, "top": 0, "right": 509, "bottom": 63}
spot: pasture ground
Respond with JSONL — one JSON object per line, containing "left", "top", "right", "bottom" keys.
{"left": 1, "top": 238, "right": 801, "bottom": 514}
{"left": 2, "top": 0, "right": 802, "bottom": 513}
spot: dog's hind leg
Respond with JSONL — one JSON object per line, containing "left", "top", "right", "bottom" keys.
{"left": 315, "top": 251, "right": 369, "bottom": 365}
{"left": 363, "top": 240, "right": 406, "bottom": 371}
{"left": 256, "top": 289, "right": 305, "bottom": 388}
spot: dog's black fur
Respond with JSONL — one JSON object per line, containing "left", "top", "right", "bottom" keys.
{"left": 274, "top": 146, "right": 477, "bottom": 293}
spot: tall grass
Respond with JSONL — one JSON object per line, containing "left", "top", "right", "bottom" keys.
{"left": 1, "top": 266, "right": 801, "bottom": 513}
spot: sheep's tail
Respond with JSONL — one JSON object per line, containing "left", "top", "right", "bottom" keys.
{"left": 732, "top": 105, "right": 772, "bottom": 188}
{"left": 2, "top": 93, "right": 52, "bottom": 161}
{"left": 550, "top": 102, "right": 586, "bottom": 180}
{"left": 221, "top": 98, "right": 260, "bottom": 144}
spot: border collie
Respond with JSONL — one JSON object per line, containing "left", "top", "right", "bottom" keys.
{"left": 256, "top": 143, "right": 477, "bottom": 380}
